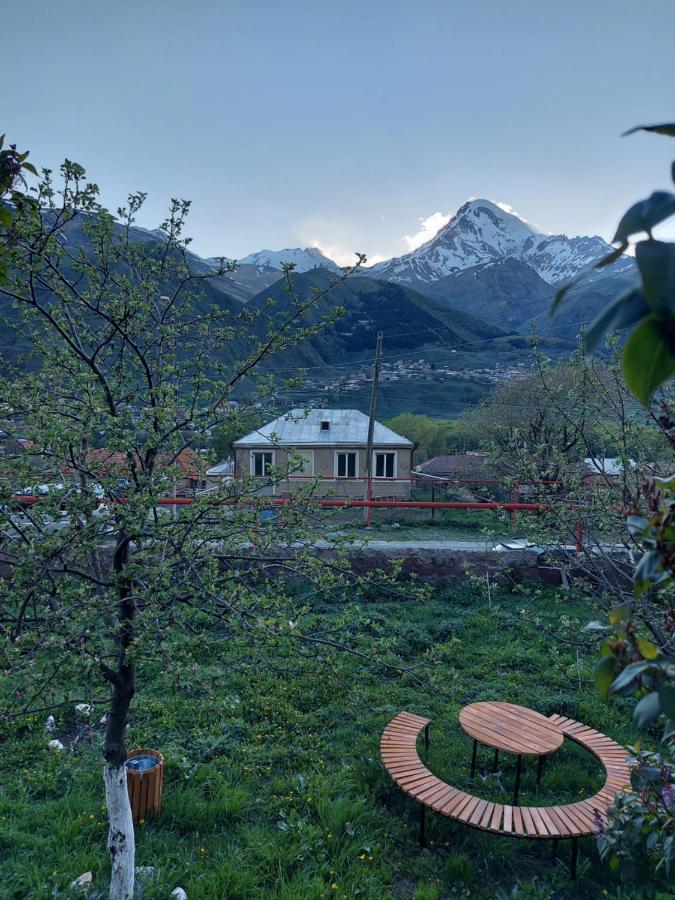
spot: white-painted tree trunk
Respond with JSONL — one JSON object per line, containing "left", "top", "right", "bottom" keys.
{"left": 104, "top": 763, "right": 135, "bottom": 900}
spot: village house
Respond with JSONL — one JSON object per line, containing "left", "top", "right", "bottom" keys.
{"left": 61, "top": 447, "right": 205, "bottom": 496}
{"left": 232, "top": 408, "right": 414, "bottom": 498}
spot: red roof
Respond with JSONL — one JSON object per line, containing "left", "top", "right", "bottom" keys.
{"left": 64, "top": 447, "right": 202, "bottom": 478}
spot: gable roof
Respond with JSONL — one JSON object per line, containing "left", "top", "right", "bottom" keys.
{"left": 233, "top": 409, "right": 413, "bottom": 448}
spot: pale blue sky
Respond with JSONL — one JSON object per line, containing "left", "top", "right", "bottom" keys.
{"left": 5, "top": 0, "right": 675, "bottom": 263}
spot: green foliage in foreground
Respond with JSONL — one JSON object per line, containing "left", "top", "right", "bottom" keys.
{"left": 0, "top": 585, "right": 670, "bottom": 899}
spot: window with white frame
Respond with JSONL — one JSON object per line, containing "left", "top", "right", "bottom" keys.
{"left": 336, "top": 451, "right": 357, "bottom": 478}
{"left": 374, "top": 451, "right": 396, "bottom": 478}
{"left": 251, "top": 450, "right": 274, "bottom": 476}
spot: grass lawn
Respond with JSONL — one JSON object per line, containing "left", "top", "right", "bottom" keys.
{"left": 326, "top": 508, "right": 513, "bottom": 543}
{"left": 0, "top": 582, "right": 667, "bottom": 899}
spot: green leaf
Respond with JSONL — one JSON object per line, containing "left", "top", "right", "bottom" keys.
{"left": 622, "top": 317, "right": 675, "bottom": 404}
{"left": 613, "top": 192, "right": 675, "bottom": 243}
{"left": 608, "top": 602, "right": 631, "bottom": 626}
{"left": 0, "top": 206, "right": 12, "bottom": 227}
{"left": 611, "top": 660, "right": 650, "bottom": 694}
{"left": 636, "top": 638, "right": 660, "bottom": 660}
{"left": 622, "top": 122, "right": 675, "bottom": 138}
{"left": 636, "top": 240, "right": 675, "bottom": 312}
{"left": 633, "top": 691, "right": 661, "bottom": 728}
{"left": 658, "top": 684, "right": 675, "bottom": 719}
{"left": 627, "top": 515, "right": 649, "bottom": 537}
{"left": 21, "top": 162, "right": 38, "bottom": 176}
{"left": 583, "top": 288, "right": 649, "bottom": 351}
{"left": 596, "top": 655, "right": 617, "bottom": 699}
{"left": 634, "top": 549, "right": 664, "bottom": 592}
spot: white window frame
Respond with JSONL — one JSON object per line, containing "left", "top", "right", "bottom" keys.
{"left": 250, "top": 449, "right": 275, "bottom": 477}
{"left": 334, "top": 449, "right": 359, "bottom": 479}
{"left": 373, "top": 450, "right": 397, "bottom": 479}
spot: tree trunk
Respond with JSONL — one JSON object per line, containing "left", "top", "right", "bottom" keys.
{"left": 104, "top": 665, "right": 135, "bottom": 899}
{"left": 104, "top": 761, "right": 135, "bottom": 900}
{"left": 103, "top": 530, "right": 137, "bottom": 897}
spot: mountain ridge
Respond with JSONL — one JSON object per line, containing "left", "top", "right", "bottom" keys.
{"left": 366, "top": 199, "right": 633, "bottom": 286}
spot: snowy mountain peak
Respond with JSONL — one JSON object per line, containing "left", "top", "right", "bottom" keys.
{"left": 369, "top": 198, "right": 629, "bottom": 286}
{"left": 238, "top": 246, "right": 340, "bottom": 272}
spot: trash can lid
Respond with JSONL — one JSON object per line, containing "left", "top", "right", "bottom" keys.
{"left": 125, "top": 754, "right": 160, "bottom": 772}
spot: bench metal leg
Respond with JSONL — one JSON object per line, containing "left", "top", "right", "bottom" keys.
{"left": 493, "top": 748, "right": 499, "bottom": 773}
{"left": 537, "top": 755, "right": 544, "bottom": 786}
{"left": 570, "top": 837, "right": 578, "bottom": 880}
{"left": 552, "top": 838, "right": 559, "bottom": 858}
{"left": 419, "top": 804, "right": 426, "bottom": 847}
{"left": 513, "top": 755, "right": 522, "bottom": 805}
{"left": 470, "top": 739, "right": 477, "bottom": 778}
{"left": 424, "top": 724, "right": 429, "bottom": 751}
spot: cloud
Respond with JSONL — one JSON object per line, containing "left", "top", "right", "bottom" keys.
{"left": 309, "top": 240, "right": 382, "bottom": 268}
{"left": 401, "top": 211, "right": 451, "bottom": 252}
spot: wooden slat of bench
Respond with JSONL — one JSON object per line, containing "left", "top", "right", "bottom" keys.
{"left": 503, "top": 805, "right": 513, "bottom": 834}
{"left": 490, "top": 803, "right": 504, "bottom": 830}
{"left": 479, "top": 801, "right": 495, "bottom": 829}
{"left": 557, "top": 804, "right": 592, "bottom": 834}
{"left": 396, "top": 768, "right": 434, "bottom": 787}
{"left": 528, "top": 806, "right": 550, "bottom": 837}
{"left": 442, "top": 792, "right": 473, "bottom": 818}
{"left": 578, "top": 799, "right": 604, "bottom": 825}
{"left": 395, "top": 712, "right": 430, "bottom": 727}
{"left": 383, "top": 726, "right": 421, "bottom": 737}
{"left": 536, "top": 807, "right": 563, "bottom": 837}
{"left": 384, "top": 763, "right": 426, "bottom": 778}
{"left": 456, "top": 796, "right": 482, "bottom": 824}
{"left": 520, "top": 806, "right": 537, "bottom": 836}
{"left": 417, "top": 780, "right": 451, "bottom": 805}
{"left": 430, "top": 786, "right": 459, "bottom": 811}
{"left": 513, "top": 806, "right": 534, "bottom": 836}
{"left": 382, "top": 756, "right": 420, "bottom": 768}
{"left": 398, "top": 772, "right": 437, "bottom": 791}
{"left": 469, "top": 798, "right": 489, "bottom": 826}
{"left": 547, "top": 806, "right": 573, "bottom": 836}
{"left": 551, "top": 809, "right": 584, "bottom": 838}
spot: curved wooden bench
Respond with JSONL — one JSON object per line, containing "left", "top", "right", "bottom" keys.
{"left": 381, "top": 711, "right": 631, "bottom": 878}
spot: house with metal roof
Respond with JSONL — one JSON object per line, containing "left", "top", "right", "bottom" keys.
{"left": 232, "top": 408, "right": 414, "bottom": 497}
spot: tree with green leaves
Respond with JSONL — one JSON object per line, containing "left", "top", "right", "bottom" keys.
{"left": 0, "top": 152, "right": 419, "bottom": 899}
{"left": 554, "top": 123, "right": 675, "bottom": 736}
{"left": 553, "top": 123, "right": 675, "bottom": 878}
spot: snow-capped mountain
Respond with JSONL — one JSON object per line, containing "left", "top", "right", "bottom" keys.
{"left": 520, "top": 233, "right": 622, "bottom": 284}
{"left": 236, "top": 246, "right": 340, "bottom": 272}
{"left": 367, "top": 199, "right": 631, "bottom": 286}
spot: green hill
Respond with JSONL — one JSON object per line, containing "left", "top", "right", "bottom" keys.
{"left": 248, "top": 268, "right": 511, "bottom": 370}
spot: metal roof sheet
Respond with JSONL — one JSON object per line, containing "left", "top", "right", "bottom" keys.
{"left": 233, "top": 408, "right": 414, "bottom": 448}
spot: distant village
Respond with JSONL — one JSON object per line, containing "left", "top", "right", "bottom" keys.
{"left": 302, "top": 358, "right": 529, "bottom": 395}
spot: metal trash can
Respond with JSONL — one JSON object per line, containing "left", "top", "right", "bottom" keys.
{"left": 125, "top": 748, "right": 164, "bottom": 824}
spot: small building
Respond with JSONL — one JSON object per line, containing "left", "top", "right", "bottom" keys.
{"left": 582, "top": 457, "right": 632, "bottom": 480}
{"left": 414, "top": 453, "right": 491, "bottom": 481}
{"left": 232, "top": 408, "right": 413, "bottom": 497}
{"left": 205, "top": 457, "right": 235, "bottom": 489}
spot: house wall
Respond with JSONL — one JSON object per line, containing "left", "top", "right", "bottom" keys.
{"left": 234, "top": 444, "right": 412, "bottom": 498}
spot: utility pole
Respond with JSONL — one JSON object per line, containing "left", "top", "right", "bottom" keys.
{"left": 364, "top": 330, "right": 383, "bottom": 528}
